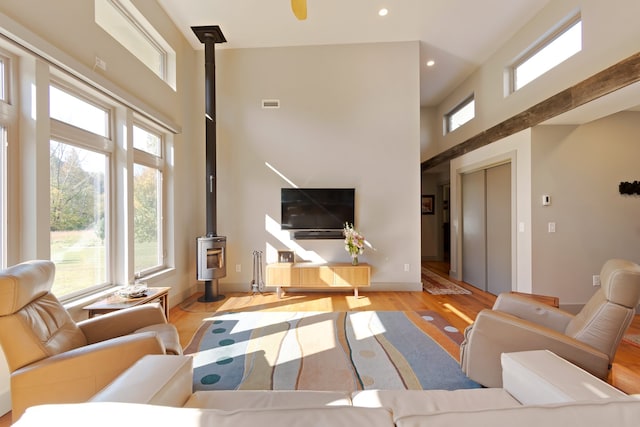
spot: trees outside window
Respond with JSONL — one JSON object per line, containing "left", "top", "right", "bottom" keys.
{"left": 50, "top": 140, "right": 108, "bottom": 297}
{"left": 133, "top": 124, "right": 164, "bottom": 275}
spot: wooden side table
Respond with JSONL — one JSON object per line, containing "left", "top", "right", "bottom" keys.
{"left": 83, "top": 286, "right": 170, "bottom": 320}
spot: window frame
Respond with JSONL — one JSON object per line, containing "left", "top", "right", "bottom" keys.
{"left": 95, "top": 0, "right": 176, "bottom": 90}
{"left": 510, "top": 13, "right": 582, "bottom": 93}
{"left": 49, "top": 82, "right": 115, "bottom": 299}
{"left": 0, "top": 49, "right": 17, "bottom": 269}
{"left": 444, "top": 94, "right": 475, "bottom": 135}
{"left": 132, "top": 119, "right": 166, "bottom": 278}
{"left": 0, "top": 126, "right": 7, "bottom": 268}
{"left": 49, "top": 84, "right": 111, "bottom": 139}
{"left": 0, "top": 20, "right": 177, "bottom": 303}
{"left": 0, "top": 53, "right": 10, "bottom": 104}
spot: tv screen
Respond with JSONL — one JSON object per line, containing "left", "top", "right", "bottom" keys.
{"left": 281, "top": 188, "right": 355, "bottom": 230}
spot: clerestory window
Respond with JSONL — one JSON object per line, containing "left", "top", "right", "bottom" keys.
{"left": 95, "top": 0, "right": 176, "bottom": 89}
{"left": 444, "top": 95, "right": 475, "bottom": 134}
{"left": 511, "top": 14, "right": 582, "bottom": 92}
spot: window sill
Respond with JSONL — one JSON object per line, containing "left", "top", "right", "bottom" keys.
{"left": 63, "top": 286, "right": 118, "bottom": 312}
{"left": 62, "top": 267, "right": 176, "bottom": 311}
{"left": 137, "top": 266, "right": 176, "bottom": 284}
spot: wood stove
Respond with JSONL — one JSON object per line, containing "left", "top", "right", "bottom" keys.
{"left": 192, "top": 25, "right": 227, "bottom": 302}
{"left": 196, "top": 235, "right": 226, "bottom": 301}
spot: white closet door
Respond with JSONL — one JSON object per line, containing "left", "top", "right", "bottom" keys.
{"left": 461, "top": 163, "right": 512, "bottom": 294}
{"left": 462, "top": 169, "right": 486, "bottom": 290}
{"left": 486, "top": 163, "right": 512, "bottom": 295}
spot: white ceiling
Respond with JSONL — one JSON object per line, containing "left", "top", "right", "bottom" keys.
{"left": 157, "top": 0, "right": 551, "bottom": 106}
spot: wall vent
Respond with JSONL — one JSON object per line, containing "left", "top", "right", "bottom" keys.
{"left": 262, "top": 99, "right": 280, "bottom": 109}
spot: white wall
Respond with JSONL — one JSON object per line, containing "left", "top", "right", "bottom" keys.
{"left": 213, "top": 42, "right": 423, "bottom": 292}
{"left": 420, "top": 106, "right": 438, "bottom": 162}
{"left": 428, "top": 0, "right": 640, "bottom": 156}
{"left": 531, "top": 112, "right": 640, "bottom": 307}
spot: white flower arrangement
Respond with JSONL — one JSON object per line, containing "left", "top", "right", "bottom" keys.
{"left": 343, "top": 222, "right": 364, "bottom": 261}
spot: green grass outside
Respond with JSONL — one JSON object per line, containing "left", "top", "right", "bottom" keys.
{"left": 51, "top": 229, "right": 158, "bottom": 297}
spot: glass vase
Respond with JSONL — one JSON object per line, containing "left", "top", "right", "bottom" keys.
{"left": 352, "top": 256, "right": 359, "bottom": 266}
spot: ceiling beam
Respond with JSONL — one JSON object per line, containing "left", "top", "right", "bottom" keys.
{"left": 421, "top": 51, "right": 640, "bottom": 171}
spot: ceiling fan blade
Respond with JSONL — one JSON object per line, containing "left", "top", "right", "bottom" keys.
{"left": 291, "top": 0, "right": 307, "bottom": 20}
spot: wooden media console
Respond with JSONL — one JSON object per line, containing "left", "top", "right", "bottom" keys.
{"left": 265, "top": 262, "right": 371, "bottom": 298}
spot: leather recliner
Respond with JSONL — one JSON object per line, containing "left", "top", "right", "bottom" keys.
{"left": 0, "top": 260, "right": 183, "bottom": 420}
{"left": 460, "top": 258, "right": 640, "bottom": 387}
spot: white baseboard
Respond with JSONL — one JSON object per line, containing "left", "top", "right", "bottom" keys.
{"left": 171, "top": 284, "right": 199, "bottom": 308}
{"left": 219, "top": 281, "right": 422, "bottom": 293}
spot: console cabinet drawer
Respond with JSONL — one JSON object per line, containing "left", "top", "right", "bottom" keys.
{"left": 265, "top": 264, "right": 300, "bottom": 286}
{"left": 298, "top": 267, "right": 334, "bottom": 286}
{"left": 333, "top": 266, "right": 370, "bottom": 286}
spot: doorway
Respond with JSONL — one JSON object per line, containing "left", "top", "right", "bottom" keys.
{"left": 441, "top": 183, "right": 450, "bottom": 262}
{"left": 461, "top": 162, "right": 512, "bottom": 295}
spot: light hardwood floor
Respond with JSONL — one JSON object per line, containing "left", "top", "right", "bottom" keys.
{"left": 153, "top": 260, "right": 640, "bottom": 396}
{"left": 2, "top": 262, "right": 638, "bottom": 425}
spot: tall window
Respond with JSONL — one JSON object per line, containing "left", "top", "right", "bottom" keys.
{"left": 0, "top": 52, "right": 14, "bottom": 269}
{"left": 0, "top": 55, "right": 7, "bottom": 102}
{"left": 444, "top": 95, "right": 475, "bottom": 134}
{"left": 49, "top": 85, "right": 111, "bottom": 298}
{"left": 511, "top": 15, "right": 582, "bottom": 92}
{"left": 0, "top": 126, "right": 6, "bottom": 267}
{"left": 133, "top": 123, "right": 164, "bottom": 275}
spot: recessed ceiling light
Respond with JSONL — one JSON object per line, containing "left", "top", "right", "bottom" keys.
{"left": 426, "top": 60, "right": 435, "bottom": 67}
{"left": 378, "top": 8, "right": 389, "bottom": 17}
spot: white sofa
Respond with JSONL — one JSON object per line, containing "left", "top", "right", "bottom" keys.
{"left": 13, "top": 350, "right": 640, "bottom": 426}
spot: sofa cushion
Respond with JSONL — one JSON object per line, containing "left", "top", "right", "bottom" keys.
{"left": 501, "top": 350, "right": 629, "bottom": 405}
{"left": 351, "top": 389, "right": 520, "bottom": 420}
{"left": 90, "top": 355, "right": 193, "bottom": 407}
{"left": 394, "top": 399, "right": 640, "bottom": 427}
{"left": 14, "top": 402, "right": 395, "bottom": 427}
{"left": 185, "top": 390, "right": 352, "bottom": 410}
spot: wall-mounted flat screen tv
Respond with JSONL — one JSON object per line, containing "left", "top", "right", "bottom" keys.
{"left": 281, "top": 188, "right": 355, "bottom": 230}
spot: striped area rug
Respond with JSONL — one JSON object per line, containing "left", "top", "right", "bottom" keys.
{"left": 185, "top": 311, "right": 479, "bottom": 392}
{"left": 422, "top": 267, "right": 472, "bottom": 295}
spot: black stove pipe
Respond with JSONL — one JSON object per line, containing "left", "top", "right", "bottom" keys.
{"left": 191, "top": 25, "right": 226, "bottom": 236}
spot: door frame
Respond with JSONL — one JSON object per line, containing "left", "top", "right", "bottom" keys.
{"left": 447, "top": 129, "right": 533, "bottom": 294}
{"left": 456, "top": 157, "right": 515, "bottom": 291}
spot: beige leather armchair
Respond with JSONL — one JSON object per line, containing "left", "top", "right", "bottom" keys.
{"left": 0, "top": 260, "right": 183, "bottom": 420}
{"left": 460, "top": 258, "right": 640, "bottom": 388}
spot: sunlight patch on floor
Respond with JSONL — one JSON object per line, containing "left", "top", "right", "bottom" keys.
{"left": 443, "top": 302, "right": 474, "bottom": 325}
{"left": 346, "top": 295, "right": 372, "bottom": 310}
{"left": 348, "top": 311, "right": 386, "bottom": 340}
